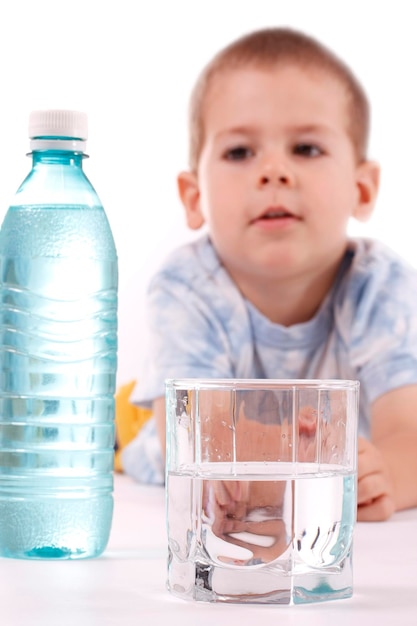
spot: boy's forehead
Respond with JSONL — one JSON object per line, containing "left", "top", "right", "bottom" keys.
{"left": 203, "top": 63, "right": 350, "bottom": 131}
{"left": 207, "top": 62, "right": 346, "bottom": 101}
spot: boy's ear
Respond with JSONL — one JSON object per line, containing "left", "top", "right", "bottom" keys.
{"left": 353, "top": 160, "right": 380, "bottom": 222}
{"left": 177, "top": 171, "right": 205, "bottom": 230}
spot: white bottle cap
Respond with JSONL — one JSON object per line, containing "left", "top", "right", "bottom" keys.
{"left": 29, "top": 109, "right": 88, "bottom": 152}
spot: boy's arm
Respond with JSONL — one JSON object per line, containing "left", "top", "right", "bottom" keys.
{"left": 155, "top": 383, "right": 417, "bottom": 521}
{"left": 357, "top": 384, "right": 417, "bottom": 521}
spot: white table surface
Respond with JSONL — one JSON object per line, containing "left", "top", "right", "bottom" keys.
{"left": 1, "top": 473, "right": 416, "bottom": 626}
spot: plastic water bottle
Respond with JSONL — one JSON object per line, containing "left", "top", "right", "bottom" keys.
{"left": 0, "top": 110, "right": 118, "bottom": 559}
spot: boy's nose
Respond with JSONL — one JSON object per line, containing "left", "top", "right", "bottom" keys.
{"left": 257, "top": 158, "right": 295, "bottom": 189}
{"left": 259, "top": 173, "right": 291, "bottom": 186}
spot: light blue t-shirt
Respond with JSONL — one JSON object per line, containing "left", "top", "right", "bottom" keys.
{"left": 125, "top": 235, "right": 417, "bottom": 484}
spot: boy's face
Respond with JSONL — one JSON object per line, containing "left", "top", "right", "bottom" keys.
{"left": 179, "top": 64, "right": 378, "bottom": 304}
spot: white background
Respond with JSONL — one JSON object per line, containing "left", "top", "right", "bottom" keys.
{"left": 0, "top": 0, "right": 415, "bottom": 386}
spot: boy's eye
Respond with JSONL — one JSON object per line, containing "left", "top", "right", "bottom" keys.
{"left": 224, "top": 146, "right": 254, "bottom": 161}
{"left": 293, "top": 143, "right": 323, "bottom": 157}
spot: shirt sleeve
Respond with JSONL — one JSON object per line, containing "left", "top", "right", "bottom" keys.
{"left": 131, "top": 271, "right": 238, "bottom": 407}
{"left": 347, "top": 249, "right": 417, "bottom": 405}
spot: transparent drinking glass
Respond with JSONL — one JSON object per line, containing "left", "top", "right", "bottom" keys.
{"left": 165, "top": 378, "right": 359, "bottom": 605}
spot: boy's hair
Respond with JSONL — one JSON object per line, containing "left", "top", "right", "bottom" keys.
{"left": 188, "top": 27, "right": 370, "bottom": 171}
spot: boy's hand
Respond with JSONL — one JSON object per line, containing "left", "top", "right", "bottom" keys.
{"left": 204, "top": 478, "right": 289, "bottom": 563}
{"left": 357, "top": 436, "right": 395, "bottom": 522}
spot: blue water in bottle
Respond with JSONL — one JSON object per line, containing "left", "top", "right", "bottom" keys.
{"left": 0, "top": 110, "right": 118, "bottom": 559}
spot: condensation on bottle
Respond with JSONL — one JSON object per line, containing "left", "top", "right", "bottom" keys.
{"left": 0, "top": 110, "right": 118, "bottom": 559}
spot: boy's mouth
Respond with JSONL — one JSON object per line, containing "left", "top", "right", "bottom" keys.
{"left": 252, "top": 206, "right": 299, "bottom": 223}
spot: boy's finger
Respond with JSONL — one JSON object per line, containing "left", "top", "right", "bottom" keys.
{"left": 298, "top": 405, "right": 317, "bottom": 436}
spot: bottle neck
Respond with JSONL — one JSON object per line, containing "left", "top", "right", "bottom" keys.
{"left": 30, "top": 150, "right": 86, "bottom": 167}
{"left": 30, "top": 137, "right": 86, "bottom": 152}
{"left": 29, "top": 137, "right": 87, "bottom": 167}
{"left": 12, "top": 137, "right": 98, "bottom": 209}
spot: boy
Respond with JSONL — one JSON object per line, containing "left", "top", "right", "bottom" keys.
{"left": 126, "top": 27, "right": 417, "bottom": 522}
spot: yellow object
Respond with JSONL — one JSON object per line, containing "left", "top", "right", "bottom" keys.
{"left": 114, "top": 380, "right": 152, "bottom": 472}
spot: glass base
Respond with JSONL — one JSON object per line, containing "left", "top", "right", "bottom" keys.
{"left": 168, "top": 553, "right": 353, "bottom": 605}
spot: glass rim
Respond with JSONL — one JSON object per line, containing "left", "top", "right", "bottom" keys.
{"left": 165, "top": 378, "right": 360, "bottom": 391}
